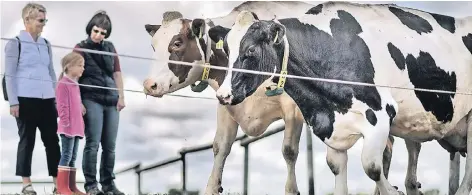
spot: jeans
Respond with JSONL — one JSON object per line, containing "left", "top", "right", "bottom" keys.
{"left": 15, "top": 97, "right": 60, "bottom": 177}
{"left": 59, "top": 134, "right": 80, "bottom": 167}
{"left": 81, "top": 99, "right": 120, "bottom": 191}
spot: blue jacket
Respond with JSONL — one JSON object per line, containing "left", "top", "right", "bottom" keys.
{"left": 4, "top": 30, "right": 56, "bottom": 106}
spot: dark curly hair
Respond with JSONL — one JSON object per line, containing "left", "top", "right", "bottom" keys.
{"left": 86, "top": 10, "right": 112, "bottom": 39}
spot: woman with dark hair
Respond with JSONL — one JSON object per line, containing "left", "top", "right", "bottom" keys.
{"left": 73, "top": 10, "right": 125, "bottom": 195}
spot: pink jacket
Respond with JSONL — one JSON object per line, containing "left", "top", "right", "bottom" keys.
{"left": 56, "top": 75, "right": 85, "bottom": 138}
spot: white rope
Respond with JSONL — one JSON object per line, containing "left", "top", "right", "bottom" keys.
{"left": 2, "top": 37, "right": 472, "bottom": 96}
{"left": 0, "top": 73, "right": 217, "bottom": 101}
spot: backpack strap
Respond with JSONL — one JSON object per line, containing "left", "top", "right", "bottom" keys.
{"left": 15, "top": 36, "right": 21, "bottom": 62}
{"left": 43, "top": 38, "right": 51, "bottom": 59}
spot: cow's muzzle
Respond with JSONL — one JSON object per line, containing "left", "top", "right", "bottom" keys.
{"left": 143, "top": 78, "right": 164, "bottom": 98}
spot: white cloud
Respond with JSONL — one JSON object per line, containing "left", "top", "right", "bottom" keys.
{"left": 1, "top": 1, "right": 471, "bottom": 195}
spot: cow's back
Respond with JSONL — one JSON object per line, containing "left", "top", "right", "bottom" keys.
{"left": 210, "top": 1, "right": 314, "bottom": 28}
{"left": 293, "top": 1, "right": 472, "bottom": 138}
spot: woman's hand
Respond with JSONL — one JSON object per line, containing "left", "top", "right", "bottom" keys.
{"left": 10, "top": 105, "right": 19, "bottom": 117}
{"left": 117, "top": 97, "right": 125, "bottom": 111}
{"left": 82, "top": 104, "right": 86, "bottom": 116}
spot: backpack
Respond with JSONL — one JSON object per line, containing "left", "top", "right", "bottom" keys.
{"left": 2, "top": 37, "right": 50, "bottom": 101}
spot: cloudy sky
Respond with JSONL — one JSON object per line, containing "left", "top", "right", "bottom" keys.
{"left": 1, "top": 1, "right": 471, "bottom": 195}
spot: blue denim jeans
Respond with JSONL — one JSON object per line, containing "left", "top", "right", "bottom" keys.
{"left": 81, "top": 99, "right": 120, "bottom": 191}
{"left": 59, "top": 134, "right": 80, "bottom": 167}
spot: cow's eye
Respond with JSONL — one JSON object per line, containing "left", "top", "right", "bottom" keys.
{"left": 174, "top": 41, "right": 182, "bottom": 47}
{"left": 247, "top": 45, "right": 256, "bottom": 56}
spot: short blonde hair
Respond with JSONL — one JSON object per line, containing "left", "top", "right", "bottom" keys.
{"left": 22, "top": 2, "right": 46, "bottom": 22}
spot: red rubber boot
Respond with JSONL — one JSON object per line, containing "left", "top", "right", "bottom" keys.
{"left": 68, "top": 167, "right": 86, "bottom": 195}
{"left": 56, "top": 166, "right": 73, "bottom": 195}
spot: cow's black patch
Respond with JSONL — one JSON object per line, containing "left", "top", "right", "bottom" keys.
{"left": 311, "top": 111, "right": 334, "bottom": 142}
{"left": 463, "top": 33, "right": 472, "bottom": 55}
{"left": 429, "top": 12, "right": 455, "bottom": 33}
{"left": 405, "top": 51, "right": 456, "bottom": 123}
{"left": 232, "top": 10, "right": 382, "bottom": 142}
{"left": 208, "top": 25, "right": 231, "bottom": 54}
{"left": 388, "top": 6, "right": 433, "bottom": 35}
{"left": 387, "top": 42, "right": 405, "bottom": 70}
{"left": 306, "top": 4, "right": 323, "bottom": 15}
{"left": 385, "top": 104, "right": 396, "bottom": 126}
{"left": 365, "top": 109, "right": 377, "bottom": 126}
{"left": 365, "top": 163, "right": 381, "bottom": 182}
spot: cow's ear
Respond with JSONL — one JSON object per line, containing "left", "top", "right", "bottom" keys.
{"left": 270, "top": 22, "right": 285, "bottom": 45}
{"left": 208, "top": 26, "right": 230, "bottom": 43}
{"left": 191, "top": 18, "right": 206, "bottom": 39}
{"left": 145, "top": 24, "right": 161, "bottom": 37}
{"left": 236, "top": 11, "right": 258, "bottom": 26}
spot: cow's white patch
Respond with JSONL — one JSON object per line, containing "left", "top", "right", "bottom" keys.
{"left": 148, "top": 19, "right": 184, "bottom": 93}
{"left": 216, "top": 11, "right": 255, "bottom": 100}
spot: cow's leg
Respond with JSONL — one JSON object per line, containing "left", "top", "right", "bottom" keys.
{"left": 281, "top": 117, "right": 303, "bottom": 195}
{"left": 404, "top": 139, "right": 423, "bottom": 195}
{"left": 362, "top": 125, "right": 402, "bottom": 195}
{"left": 204, "top": 105, "right": 239, "bottom": 195}
{"left": 374, "top": 135, "right": 395, "bottom": 195}
{"left": 455, "top": 112, "right": 472, "bottom": 195}
{"left": 326, "top": 147, "right": 348, "bottom": 195}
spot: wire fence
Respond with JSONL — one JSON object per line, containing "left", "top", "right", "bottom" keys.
{"left": 0, "top": 32, "right": 465, "bottom": 195}
{"left": 2, "top": 37, "right": 472, "bottom": 96}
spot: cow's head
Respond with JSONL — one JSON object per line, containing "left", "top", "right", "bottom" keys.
{"left": 143, "top": 11, "right": 212, "bottom": 97}
{"left": 207, "top": 11, "right": 262, "bottom": 105}
{"left": 209, "top": 11, "right": 287, "bottom": 105}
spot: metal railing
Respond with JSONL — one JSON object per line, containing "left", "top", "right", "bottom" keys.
{"left": 1, "top": 124, "right": 315, "bottom": 195}
{"left": 113, "top": 123, "right": 315, "bottom": 195}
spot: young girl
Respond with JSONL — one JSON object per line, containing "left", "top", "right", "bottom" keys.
{"left": 55, "top": 51, "right": 86, "bottom": 195}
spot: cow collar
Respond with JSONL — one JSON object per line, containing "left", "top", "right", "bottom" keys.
{"left": 265, "top": 32, "right": 289, "bottom": 97}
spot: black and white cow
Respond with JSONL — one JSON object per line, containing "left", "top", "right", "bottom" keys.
{"left": 210, "top": 1, "right": 472, "bottom": 195}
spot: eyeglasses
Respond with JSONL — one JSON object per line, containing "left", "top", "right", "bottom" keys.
{"left": 37, "top": 18, "right": 47, "bottom": 23}
{"left": 93, "top": 29, "right": 107, "bottom": 36}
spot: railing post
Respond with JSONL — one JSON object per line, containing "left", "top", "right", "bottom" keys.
{"left": 182, "top": 153, "right": 187, "bottom": 195}
{"left": 136, "top": 171, "right": 142, "bottom": 195}
{"left": 305, "top": 123, "right": 315, "bottom": 195}
{"left": 134, "top": 163, "right": 142, "bottom": 195}
{"left": 449, "top": 152, "right": 460, "bottom": 195}
{"left": 243, "top": 145, "right": 249, "bottom": 195}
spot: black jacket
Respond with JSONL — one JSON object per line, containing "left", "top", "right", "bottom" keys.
{"left": 76, "top": 37, "right": 119, "bottom": 106}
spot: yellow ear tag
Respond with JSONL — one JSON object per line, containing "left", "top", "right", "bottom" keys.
{"left": 216, "top": 40, "right": 224, "bottom": 50}
{"left": 202, "top": 63, "right": 211, "bottom": 80}
{"left": 277, "top": 70, "right": 288, "bottom": 88}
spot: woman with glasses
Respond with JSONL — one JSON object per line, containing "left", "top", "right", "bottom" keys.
{"left": 3, "top": 2, "right": 60, "bottom": 195}
{"left": 72, "top": 10, "right": 125, "bottom": 195}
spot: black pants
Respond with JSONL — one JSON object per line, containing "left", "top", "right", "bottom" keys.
{"left": 15, "top": 97, "right": 61, "bottom": 177}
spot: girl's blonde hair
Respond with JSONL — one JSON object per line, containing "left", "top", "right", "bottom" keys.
{"left": 59, "top": 51, "right": 84, "bottom": 80}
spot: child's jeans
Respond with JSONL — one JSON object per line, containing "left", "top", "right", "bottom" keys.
{"left": 59, "top": 134, "right": 80, "bottom": 167}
